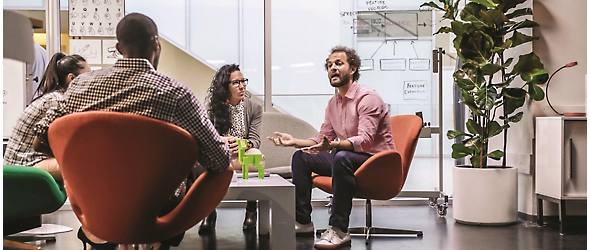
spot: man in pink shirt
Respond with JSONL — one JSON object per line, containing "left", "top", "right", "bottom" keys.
{"left": 268, "top": 46, "right": 395, "bottom": 249}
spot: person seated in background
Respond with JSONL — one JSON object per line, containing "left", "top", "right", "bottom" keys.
{"left": 267, "top": 46, "right": 395, "bottom": 249}
{"left": 3, "top": 52, "right": 89, "bottom": 182}
{"left": 27, "top": 40, "right": 48, "bottom": 104}
{"left": 32, "top": 13, "right": 230, "bottom": 250}
{"left": 199, "top": 64, "right": 264, "bottom": 234}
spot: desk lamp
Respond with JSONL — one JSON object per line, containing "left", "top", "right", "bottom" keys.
{"left": 545, "top": 61, "right": 583, "bottom": 116}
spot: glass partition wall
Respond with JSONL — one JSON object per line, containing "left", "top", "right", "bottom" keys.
{"left": 4, "top": 0, "right": 457, "bottom": 198}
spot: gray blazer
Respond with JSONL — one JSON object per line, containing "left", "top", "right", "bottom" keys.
{"left": 242, "top": 98, "right": 263, "bottom": 149}
{"left": 206, "top": 97, "right": 263, "bottom": 149}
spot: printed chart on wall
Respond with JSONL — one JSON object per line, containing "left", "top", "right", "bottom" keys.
{"left": 70, "top": 39, "right": 102, "bottom": 64}
{"left": 68, "top": 0, "right": 125, "bottom": 37}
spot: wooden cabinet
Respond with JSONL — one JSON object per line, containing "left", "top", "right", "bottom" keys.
{"left": 535, "top": 116, "right": 587, "bottom": 234}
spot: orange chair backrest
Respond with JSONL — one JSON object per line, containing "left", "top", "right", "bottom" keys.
{"left": 389, "top": 115, "right": 423, "bottom": 184}
{"left": 48, "top": 111, "right": 200, "bottom": 243}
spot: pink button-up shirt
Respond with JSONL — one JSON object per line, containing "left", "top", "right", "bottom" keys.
{"left": 311, "top": 82, "right": 395, "bottom": 155}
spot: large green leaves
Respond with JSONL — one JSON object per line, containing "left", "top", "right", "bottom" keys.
{"left": 447, "top": 129, "right": 471, "bottom": 139}
{"left": 420, "top": 1, "right": 445, "bottom": 11}
{"left": 528, "top": 83, "right": 545, "bottom": 101}
{"left": 503, "top": 88, "right": 526, "bottom": 114}
{"left": 466, "top": 119, "right": 483, "bottom": 134}
{"left": 497, "top": 0, "right": 527, "bottom": 13}
{"left": 471, "top": 0, "right": 497, "bottom": 8}
{"left": 507, "top": 19, "right": 539, "bottom": 32}
{"left": 452, "top": 143, "right": 473, "bottom": 159}
{"left": 505, "top": 8, "right": 532, "bottom": 19}
{"left": 510, "top": 52, "right": 549, "bottom": 85}
{"left": 487, "top": 150, "right": 505, "bottom": 160}
{"left": 461, "top": 3, "right": 494, "bottom": 28}
{"left": 425, "top": 0, "right": 546, "bottom": 168}
{"left": 458, "top": 31, "right": 494, "bottom": 65}
{"left": 510, "top": 31, "right": 539, "bottom": 48}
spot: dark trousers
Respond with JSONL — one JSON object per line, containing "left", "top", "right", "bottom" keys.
{"left": 291, "top": 150, "right": 371, "bottom": 232}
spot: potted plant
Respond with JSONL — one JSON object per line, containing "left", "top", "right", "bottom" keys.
{"left": 420, "top": 0, "right": 548, "bottom": 224}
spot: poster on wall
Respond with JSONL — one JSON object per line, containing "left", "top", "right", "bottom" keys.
{"left": 68, "top": 0, "right": 125, "bottom": 37}
{"left": 102, "top": 39, "right": 123, "bottom": 64}
{"left": 70, "top": 39, "right": 102, "bottom": 64}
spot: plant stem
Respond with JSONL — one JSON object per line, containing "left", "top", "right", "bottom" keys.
{"left": 500, "top": 54, "right": 508, "bottom": 168}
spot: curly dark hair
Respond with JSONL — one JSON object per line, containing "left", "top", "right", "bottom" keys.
{"left": 325, "top": 46, "right": 361, "bottom": 82}
{"left": 205, "top": 64, "right": 241, "bottom": 135}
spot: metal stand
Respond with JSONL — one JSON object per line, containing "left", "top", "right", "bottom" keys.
{"left": 395, "top": 47, "right": 449, "bottom": 217}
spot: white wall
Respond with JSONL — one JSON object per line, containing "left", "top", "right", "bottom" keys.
{"left": 529, "top": 0, "right": 588, "bottom": 216}
{"left": 157, "top": 38, "right": 215, "bottom": 102}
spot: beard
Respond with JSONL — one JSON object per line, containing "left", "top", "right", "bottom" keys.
{"left": 330, "top": 72, "right": 351, "bottom": 88}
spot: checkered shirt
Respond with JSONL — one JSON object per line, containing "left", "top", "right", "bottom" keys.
{"left": 4, "top": 91, "right": 65, "bottom": 166}
{"left": 34, "top": 58, "right": 230, "bottom": 172}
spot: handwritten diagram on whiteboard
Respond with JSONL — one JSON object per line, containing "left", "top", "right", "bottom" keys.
{"left": 68, "top": 0, "right": 125, "bottom": 37}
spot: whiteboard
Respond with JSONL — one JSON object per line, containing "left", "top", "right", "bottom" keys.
{"left": 356, "top": 39, "right": 433, "bottom": 116}
{"left": 3, "top": 58, "right": 27, "bottom": 139}
{"left": 68, "top": 0, "right": 125, "bottom": 37}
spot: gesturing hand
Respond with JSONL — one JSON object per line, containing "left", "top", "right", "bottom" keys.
{"left": 301, "top": 136, "right": 332, "bottom": 154}
{"left": 267, "top": 132, "right": 295, "bottom": 147}
{"left": 225, "top": 136, "right": 240, "bottom": 155}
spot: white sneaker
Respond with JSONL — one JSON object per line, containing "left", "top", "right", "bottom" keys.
{"left": 295, "top": 221, "right": 314, "bottom": 236}
{"left": 314, "top": 227, "right": 351, "bottom": 249}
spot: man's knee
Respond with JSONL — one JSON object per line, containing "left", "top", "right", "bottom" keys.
{"left": 332, "top": 151, "right": 356, "bottom": 175}
{"left": 332, "top": 151, "right": 353, "bottom": 165}
{"left": 291, "top": 150, "right": 305, "bottom": 170}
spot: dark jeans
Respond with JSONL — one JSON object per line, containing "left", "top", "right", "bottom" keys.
{"left": 158, "top": 171, "right": 196, "bottom": 247}
{"left": 291, "top": 150, "right": 371, "bottom": 232}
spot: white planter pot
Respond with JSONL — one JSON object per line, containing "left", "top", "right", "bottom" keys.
{"left": 453, "top": 165, "right": 518, "bottom": 225}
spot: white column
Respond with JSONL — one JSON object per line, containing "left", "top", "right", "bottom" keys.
{"left": 46, "top": 0, "right": 61, "bottom": 56}
{"left": 263, "top": 0, "right": 272, "bottom": 111}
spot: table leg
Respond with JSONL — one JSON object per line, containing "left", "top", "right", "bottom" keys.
{"left": 559, "top": 200, "right": 566, "bottom": 234}
{"left": 537, "top": 197, "right": 543, "bottom": 226}
{"left": 259, "top": 200, "right": 270, "bottom": 235}
{"left": 269, "top": 191, "right": 295, "bottom": 250}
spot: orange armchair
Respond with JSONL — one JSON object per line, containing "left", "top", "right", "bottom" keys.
{"left": 48, "top": 111, "right": 233, "bottom": 244}
{"left": 313, "top": 114, "right": 423, "bottom": 241}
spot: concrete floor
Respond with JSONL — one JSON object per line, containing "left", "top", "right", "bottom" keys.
{"left": 10, "top": 204, "right": 587, "bottom": 250}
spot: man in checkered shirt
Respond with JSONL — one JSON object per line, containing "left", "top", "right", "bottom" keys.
{"left": 33, "top": 13, "right": 230, "bottom": 250}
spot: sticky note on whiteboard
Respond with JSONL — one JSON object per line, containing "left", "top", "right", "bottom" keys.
{"left": 409, "top": 59, "right": 430, "bottom": 71}
{"left": 403, "top": 80, "right": 429, "bottom": 100}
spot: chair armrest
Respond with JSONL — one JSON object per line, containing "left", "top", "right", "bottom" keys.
{"left": 155, "top": 167, "right": 233, "bottom": 240}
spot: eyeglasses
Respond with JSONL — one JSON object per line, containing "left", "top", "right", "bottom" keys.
{"left": 230, "top": 78, "right": 248, "bottom": 87}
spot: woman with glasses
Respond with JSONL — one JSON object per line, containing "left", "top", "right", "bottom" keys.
{"left": 200, "top": 64, "right": 264, "bottom": 234}
{"left": 4, "top": 52, "right": 90, "bottom": 182}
